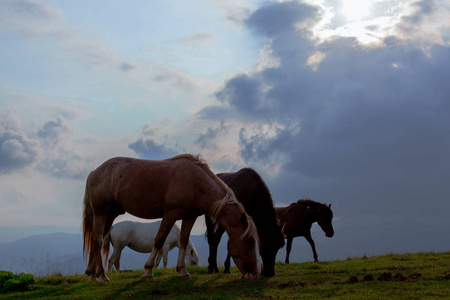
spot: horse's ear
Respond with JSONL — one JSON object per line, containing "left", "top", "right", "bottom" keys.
{"left": 241, "top": 212, "right": 248, "bottom": 228}
{"left": 328, "top": 203, "right": 332, "bottom": 208}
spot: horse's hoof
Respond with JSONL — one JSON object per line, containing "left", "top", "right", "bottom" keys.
{"left": 207, "top": 268, "right": 219, "bottom": 274}
{"left": 98, "top": 274, "right": 110, "bottom": 282}
{"left": 88, "top": 274, "right": 98, "bottom": 281}
{"left": 179, "top": 274, "right": 192, "bottom": 280}
{"left": 142, "top": 270, "right": 154, "bottom": 280}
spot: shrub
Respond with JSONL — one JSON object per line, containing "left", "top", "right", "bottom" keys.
{"left": 0, "top": 271, "right": 14, "bottom": 286}
{"left": 0, "top": 271, "right": 35, "bottom": 293}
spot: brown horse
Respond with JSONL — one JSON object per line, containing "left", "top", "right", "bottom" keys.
{"left": 205, "top": 168, "right": 285, "bottom": 277}
{"left": 275, "top": 199, "right": 334, "bottom": 264}
{"left": 82, "top": 154, "right": 260, "bottom": 281}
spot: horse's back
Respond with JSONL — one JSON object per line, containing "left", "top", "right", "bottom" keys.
{"left": 110, "top": 221, "right": 136, "bottom": 248}
{"left": 88, "top": 156, "right": 216, "bottom": 220}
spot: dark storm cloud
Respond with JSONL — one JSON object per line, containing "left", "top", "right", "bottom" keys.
{"left": 211, "top": 0, "right": 450, "bottom": 224}
{"left": 246, "top": 0, "right": 321, "bottom": 37}
{"left": 128, "top": 138, "right": 178, "bottom": 160}
{"left": 216, "top": 74, "right": 266, "bottom": 116}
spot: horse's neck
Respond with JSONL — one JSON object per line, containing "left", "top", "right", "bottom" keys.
{"left": 275, "top": 206, "right": 290, "bottom": 225}
{"left": 216, "top": 202, "right": 246, "bottom": 236}
{"left": 299, "top": 202, "right": 319, "bottom": 222}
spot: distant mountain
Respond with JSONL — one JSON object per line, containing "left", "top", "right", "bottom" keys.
{"left": 0, "top": 219, "right": 447, "bottom": 277}
{"left": 0, "top": 226, "right": 80, "bottom": 243}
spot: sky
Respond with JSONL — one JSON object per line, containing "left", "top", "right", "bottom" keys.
{"left": 0, "top": 0, "right": 449, "bottom": 253}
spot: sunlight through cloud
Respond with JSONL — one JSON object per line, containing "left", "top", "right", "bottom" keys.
{"left": 341, "top": 0, "right": 372, "bottom": 21}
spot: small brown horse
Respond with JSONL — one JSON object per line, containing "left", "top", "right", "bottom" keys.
{"left": 83, "top": 154, "right": 260, "bottom": 281}
{"left": 205, "top": 168, "right": 285, "bottom": 277}
{"left": 275, "top": 199, "right": 334, "bottom": 264}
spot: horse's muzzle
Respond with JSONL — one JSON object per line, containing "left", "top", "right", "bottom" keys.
{"left": 241, "top": 263, "right": 261, "bottom": 279}
{"left": 326, "top": 232, "right": 334, "bottom": 238}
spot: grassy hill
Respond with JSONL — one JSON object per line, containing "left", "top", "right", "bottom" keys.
{"left": 1, "top": 252, "right": 448, "bottom": 299}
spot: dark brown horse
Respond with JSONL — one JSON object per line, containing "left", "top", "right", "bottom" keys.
{"left": 275, "top": 199, "right": 334, "bottom": 264}
{"left": 82, "top": 154, "right": 260, "bottom": 281}
{"left": 206, "top": 168, "right": 285, "bottom": 277}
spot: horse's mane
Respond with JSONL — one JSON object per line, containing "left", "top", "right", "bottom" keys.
{"left": 209, "top": 191, "right": 259, "bottom": 244}
{"left": 169, "top": 154, "right": 258, "bottom": 242}
{"left": 168, "top": 154, "right": 209, "bottom": 166}
{"left": 296, "top": 198, "right": 315, "bottom": 206}
{"left": 295, "top": 199, "right": 333, "bottom": 215}
{"left": 169, "top": 154, "right": 231, "bottom": 195}
{"left": 234, "top": 168, "right": 274, "bottom": 206}
{"left": 225, "top": 168, "right": 279, "bottom": 232}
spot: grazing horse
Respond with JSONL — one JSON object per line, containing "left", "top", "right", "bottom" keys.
{"left": 275, "top": 199, "right": 334, "bottom": 264}
{"left": 102, "top": 220, "right": 200, "bottom": 272}
{"left": 83, "top": 154, "right": 260, "bottom": 281}
{"left": 206, "top": 168, "right": 285, "bottom": 277}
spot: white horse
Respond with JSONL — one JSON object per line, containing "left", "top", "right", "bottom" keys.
{"left": 102, "top": 220, "right": 200, "bottom": 272}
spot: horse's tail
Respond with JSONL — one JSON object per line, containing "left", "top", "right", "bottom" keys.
{"left": 82, "top": 181, "right": 93, "bottom": 262}
{"left": 102, "top": 228, "right": 112, "bottom": 265}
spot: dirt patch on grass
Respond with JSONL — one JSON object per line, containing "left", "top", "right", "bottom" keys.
{"left": 244, "top": 293, "right": 274, "bottom": 298}
{"left": 347, "top": 272, "right": 422, "bottom": 284}
{"left": 278, "top": 282, "right": 306, "bottom": 288}
{"left": 146, "top": 288, "right": 168, "bottom": 296}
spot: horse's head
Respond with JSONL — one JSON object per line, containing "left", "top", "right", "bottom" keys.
{"left": 185, "top": 242, "right": 200, "bottom": 266}
{"left": 317, "top": 203, "right": 334, "bottom": 238}
{"left": 226, "top": 212, "right": 261, "bottom": 279}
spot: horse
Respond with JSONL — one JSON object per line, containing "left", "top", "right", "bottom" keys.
{"left": 275, "top": 199, "right": 334, "bottom": 264}
{"left": 82, "top": 154, "right": 261, "bottom": 281}
{"left": 102, "top": 220, "right": 200, "bottom": 272}
{"left": 205, "top": 168, "right": 285, "bottom": 277}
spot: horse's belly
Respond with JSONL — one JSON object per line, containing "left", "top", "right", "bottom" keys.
{"left": 116, "top": 197, "right": 165, "bottom": 219}
{"left": 125, "top": 208, "right": 164, "bottom": 219}
{"left": 128, "top": 242, "right": 153, "bottom": 253}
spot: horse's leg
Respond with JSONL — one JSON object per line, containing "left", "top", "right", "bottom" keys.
{"left": 205, "top": 214, "right": 217, "bottom": 273}
{"left": 206, "top": 215, "right": 224, "bottom": 274}
{"left": 162, "top": 245, "right": 170, "bottom": 268}
{"left": 285, "top": 236, "right": 293, "bottom": 264}
{"left": 142, "top": 217, "right": 176, "bottom": 279}
{"left": 224, "top": 253, "right": 231, "bottom": 274}
{"left": 86, "top": 248, "right": 96, "bottom": 280}
{"left": 304, "top": 232, "right": 318, "bottom": 262}
{"left": 90, "top": 214, "right": 109, "bottom": 281}
{"left": 104, "top": 213, "right": 119, "bottom": 272}
{"left": 177, "top": 217, "right": 196, "bottom": 279}
{"left": 108, "top": 245, "right": 123, "bottom": 272}
{"left": 155, "top": 251, "right": 163, "bottom": 268}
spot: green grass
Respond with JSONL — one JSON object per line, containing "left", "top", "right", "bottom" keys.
{"left": 1, "top": 252, "right": 448, "bottom": 299}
